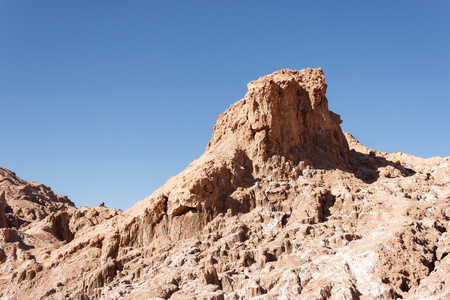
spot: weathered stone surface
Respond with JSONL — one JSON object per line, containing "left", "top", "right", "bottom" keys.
{"left": 0, "top": 167, "right": 75, "bottom": 228}
{"left": 0, "top": 68, "right": 449, "bottom": 299}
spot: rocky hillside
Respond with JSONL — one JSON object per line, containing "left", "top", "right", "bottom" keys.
{"left": 0, "top": 68, "right": 449, "bottom": 300}
{"left": 0, "top": 167, "right": 74, "bottom": 228}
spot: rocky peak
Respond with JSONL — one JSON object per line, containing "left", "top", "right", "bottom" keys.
{"left": 208, "top": 68, "right": 349, "bottom": 172}
{"left": 127, "top": 68, "right": 351, "bottom": 243}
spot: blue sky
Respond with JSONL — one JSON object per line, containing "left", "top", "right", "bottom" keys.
{"left": 1, "top": 1, "right": 449, "bottom": 210}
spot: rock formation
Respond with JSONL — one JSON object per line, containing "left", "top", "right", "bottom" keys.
{"left": 0, "top": 68, "right": 449, "bottom": 299}
{"left": 0, "top": 167, "right": 75, "bottom": 228}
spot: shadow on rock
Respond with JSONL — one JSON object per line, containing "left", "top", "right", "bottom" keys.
{"left": 349, "top": 149, "right": 416, "bottom": 184}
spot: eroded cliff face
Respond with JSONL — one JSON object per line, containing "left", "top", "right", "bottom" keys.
{"left": 126, "top": 68, "right": 350, "bottom": 244}
{"left": 0, "top": 68, "right": 449, "bottom": 300}
{"left": 208, "top": 68, "right": 348, "bottom": 168}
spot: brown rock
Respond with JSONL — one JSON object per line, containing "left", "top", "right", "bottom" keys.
{"left": 0, "top": 192, "right": 7, "bottom": 228}
{"left": 0, "top": 167, "right": 75, "bottom": 228}
{"left": 200, "top": 266, "right": 220, "bottom": 286}
{"left": 0, "top": 68, "right": 449, "bottom": 300}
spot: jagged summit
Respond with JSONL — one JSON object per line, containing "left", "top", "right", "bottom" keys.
{"left": 129, "top": 68, "right": 350, "bottom": 241}
{"left": 208, "top": 68, "right": 349, "bottom": 169}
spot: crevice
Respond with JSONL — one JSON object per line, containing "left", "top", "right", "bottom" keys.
{"left": 281, "top": 214, "right": 289, "bottom": 227}
{"left": 400, "top": 277, "right": 410, "bottom": 293}
{"left": 163, "top": 196, "right": 168, "bottom": 215}
{"left": 50, "top": 211, "right": 74, "bottom": 242}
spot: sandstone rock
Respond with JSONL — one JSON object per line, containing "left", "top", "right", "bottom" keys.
{"left": 0, "top": 167, "right": 75, "bottom": 228}
{"left": 0, "top": 68, "right": 449, "bottom": 299}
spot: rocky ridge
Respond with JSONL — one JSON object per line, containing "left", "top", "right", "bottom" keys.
{"left": 0, "top": 68, "right": 449, "bottom": 299}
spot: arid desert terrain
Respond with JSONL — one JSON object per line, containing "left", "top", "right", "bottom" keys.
{"left": 1, "top": 68, "right": 449, "bottom": 299}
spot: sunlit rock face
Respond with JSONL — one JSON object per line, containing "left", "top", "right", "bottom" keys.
{"left": 0, "top": 68, "right": 449, "bottom": 300}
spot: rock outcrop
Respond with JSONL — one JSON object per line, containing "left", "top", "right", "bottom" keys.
{"left": 0, "top": 68, "right": 449, "bottom": 300}
{"left": 0, "top": 167, "right": 75, "bottom": 228}
{"left": 0, "top": 168, "right": 122, "bottom": 299}
{"left": 126, "top": 68, "right": 350, "bottom": 243}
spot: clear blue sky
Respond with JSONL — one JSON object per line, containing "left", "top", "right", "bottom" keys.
{"left": 1, "top": 1, "right": 449, "bottom": 210}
